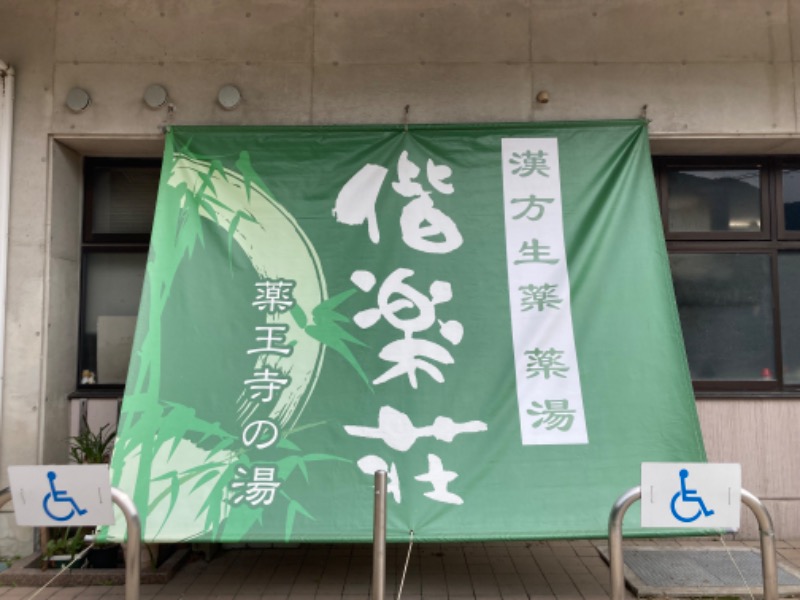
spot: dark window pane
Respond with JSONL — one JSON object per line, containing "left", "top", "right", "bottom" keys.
{"left": 670, "top": 253, "right": 774, "bottom": 381}
{"left": 781, "top": 168, "right": 800, "bottom": 231}
{"left": 91, "top": 165, "right": 159, "bottom": 234}
{"left": 667, "top": 169, "right": 761, "bottom": 233}
{"left": 779, "top": 253, "right": 800, "bottom": 384}
{"left": 81, "top": 253, "right": 147, "bottom": 385}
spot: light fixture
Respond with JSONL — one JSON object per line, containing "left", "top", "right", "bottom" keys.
{"left": 217, "top": 85, "right": 241, "bottom": 110}
{"left": 143, "top": 84, "right": 168, "bottom": 109}
{"left": 65, "top": 87, "right": 91, "bottom": 112}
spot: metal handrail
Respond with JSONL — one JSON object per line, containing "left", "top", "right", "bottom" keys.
{"left": 741, "top": 489, "right": 778, "bottom": 600}
{"left": 608, "top": 486, "right": 642, "bottom": 600}
{"left": 372, "top": 471, "right": 387, "bottom": 600}
{"left": 1, "top": 484, "right": 140, "bottom": 600}
{"left": 608, "top": 485, "right": 778, "bottom": 600}
{"left": 111, "top": 487, "right": 141, "bottom": 600}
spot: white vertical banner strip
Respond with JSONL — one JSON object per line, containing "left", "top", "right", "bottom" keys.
{"left": 501, "top": 138, "right": 588, "bottom": 445}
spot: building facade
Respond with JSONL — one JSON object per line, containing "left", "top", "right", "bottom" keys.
{"left": 1, "top": 0, "right": 799, "bottom": 555}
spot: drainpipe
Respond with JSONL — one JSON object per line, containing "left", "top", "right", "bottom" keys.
{"left": 0, "top": 61, "right": 14, "bottom": 455}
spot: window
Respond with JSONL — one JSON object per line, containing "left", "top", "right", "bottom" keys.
{"left": 655, "top": 157, "right": 800, "bottom": 393}
{"left": 79, "top": 158, "right": 160, "bottom": 389}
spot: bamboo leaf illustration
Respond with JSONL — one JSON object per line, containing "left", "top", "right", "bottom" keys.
{"left": 235, "top": 150, "right": 268, "bottom": 203}
{"left": 227, "top": 211, "right": 245, "bottom": 268}
{"left": 168, "top": 474, "right": 180, "bottom": 519}
{"left": 282, "top": 494, "right": 315, "bottom": 542}
{"left": 203, "top": 489, "right": 222, "bottom": 534}
{"left": 195, "top": 170, "right": 217, "bottom": 197}
{"left": 175, "top": 136, "right": 194, "bottom": 157}
{"left": 191, "top": 469, "right": 220, "bottom": 493}
{"left": 167, "top": 437, "right": 182, "bottom": 462}
{"left": 209, "top": 159, "right": 228, "bottom": 182}
{"left": 198, "top": 198, "right": 221, "bottom": 224}
{"left": 275, "top": 456, "right": 301, "bottom": 481}
{"left": 291, "top": 304, "right": 308, "bottom": 329}
{"left": 110, "top": 139, "right": 332, "bottom": 543}
{"left": 299, "top": 453, "right": 350, "bottom": 465}
{"left": 283, "top": 421, "right": 326, "bottom": 437}
{"left": 200, "top": 460, "right": 242, "bottom": 534}
{"left": 148, "top": 472, "right": 182, "bottom": 538}
{"left": 199, "top": 192, "right": 228, "bottom": 212}
{"left": 216, "top": 499, "right": 262, "bottom": 540}
{"left": 153, "top": 402, "right": 235, "bottom": 461}
{"left": 277, "top": 437, "right": 301, "bottom": 452}
{"left": 303, "top": 289, "right": 371, "bottom": 387}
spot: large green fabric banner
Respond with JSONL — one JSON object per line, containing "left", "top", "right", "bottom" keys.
{"left": 107, "top": 121, "right": 705, "bottom": 543}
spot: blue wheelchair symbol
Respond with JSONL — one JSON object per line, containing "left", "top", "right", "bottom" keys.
{"left": 42, "top": 471, "right": 88, "bottom": 522}
{"left": 670, "top": 468, "right": 715, "bottom": 523}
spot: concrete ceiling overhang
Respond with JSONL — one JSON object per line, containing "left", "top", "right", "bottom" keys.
{"left": 52, "top": 131, "right": 800, "bottom": 159}
{"left": 53, "top": 134, "right": 165, "bottom": 158}
{"left": 650, "top": 134, "right": 800, "bottom": 156}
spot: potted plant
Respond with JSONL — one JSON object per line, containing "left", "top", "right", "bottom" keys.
{"left": 68, "top": 419, "right": 121, "bottom": 568}
{"left": 69, "top": 420, "right": 115, "bottom": 465}
{"left": 41, "top": 527, "right": 87, "bottom": 569}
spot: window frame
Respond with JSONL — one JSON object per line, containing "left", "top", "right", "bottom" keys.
{"left": 82, "top": 157, "right": 159, "bottom": 245}
{"left": 77, "top": 157, "right": 159, "bottom": 393}
{"left": 654, "top": 156, "right": 800, "bottom": 396}
{"left": 657, "top": 156, "right": 770, "bottom": 241}
{"left": 774, "top": 158, "right": 800, "bottom": 241}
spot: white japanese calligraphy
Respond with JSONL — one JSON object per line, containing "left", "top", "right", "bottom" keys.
{"left": 352, "top": 268, "right": 463, "bottom": 388}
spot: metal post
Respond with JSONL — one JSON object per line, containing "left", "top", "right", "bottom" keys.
{"left": 372, "top": 470, "right": 387, "bottom": 600}
{"left": 608, "top": 486, "right": 779, "bottom": 600}
{"left": 608, "top": 486, "right": 641, "bottom": 600}
{"left": 741, "top": 489, "right": 778, "bottom": 600}
{"left": 111, "top": 487, "right": 141, "bottom": 600}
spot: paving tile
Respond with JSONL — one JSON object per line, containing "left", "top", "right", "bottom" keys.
{"left": 0, "top": 591, "right": 39, "bottom": 599}
{"left": 6, "top": 537, "right": 800, "bottom": 600}
{"left": 572, "top": 546, "right": 599, "bottom": 558}
{"left": 80, "top": 587, "right": 112, "bottom": 597}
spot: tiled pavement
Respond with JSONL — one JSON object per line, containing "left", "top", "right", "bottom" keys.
{"left": 2, "top": 537, "right": 800, "bottom": 599}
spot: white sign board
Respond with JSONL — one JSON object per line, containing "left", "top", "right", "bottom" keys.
{"left": 641, "top": 462, "right": 741, "bottom": 530}
{"left": 7, "top": 465, "right": 115, "bottom": 526}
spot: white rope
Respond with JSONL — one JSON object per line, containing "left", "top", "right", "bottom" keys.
{"left": 24, "top": 542, "right": 94, "bottom": 600}
{"left": 718, "top": 531, "right": 756, "bottom": 600}
{"left": 396, "top": 529, "right": 414, "bottom": 600}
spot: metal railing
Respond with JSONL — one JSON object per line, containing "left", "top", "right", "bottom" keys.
{"left": 608, "top": 486, "right": 778, "bottom": 600}
{"left": 372, "top": 471, "right": 387, "bottom": 600}
{"left": 0, "top": 485, "right": 141, "bottom": 600}
{"left": 111, "top": 487, "right": 142, "bottom": 600}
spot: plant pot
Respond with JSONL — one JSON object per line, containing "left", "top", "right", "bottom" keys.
{"left": 47, "top": 554, "right": 86, "bottom": 569}
{"left": 87, "top": 545, "right": 120, "bottom": 569}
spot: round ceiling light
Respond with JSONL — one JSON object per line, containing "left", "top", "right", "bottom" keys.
{"left": 218, "top": 85, "right": 241, "bottom": 110}
{"left": 65, "top": 87, "right": 91, "bottom": 112}
{"left": 143, "top": 84, "right": 168, "bottom": 109}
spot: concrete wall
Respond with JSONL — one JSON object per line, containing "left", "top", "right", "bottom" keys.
{"left": 1, "top": 0, "right": 800, "bottom": 553}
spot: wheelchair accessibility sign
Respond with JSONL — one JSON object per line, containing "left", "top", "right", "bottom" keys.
{"left": 7, "top": 465, "right": 114, "bottom": 526}
{"left": 641, "top": 463, "right": 741, "bottom": 530}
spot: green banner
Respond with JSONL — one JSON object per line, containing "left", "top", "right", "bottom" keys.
{"left": 107, "top": 121, "right": 705, "bottom": 543}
